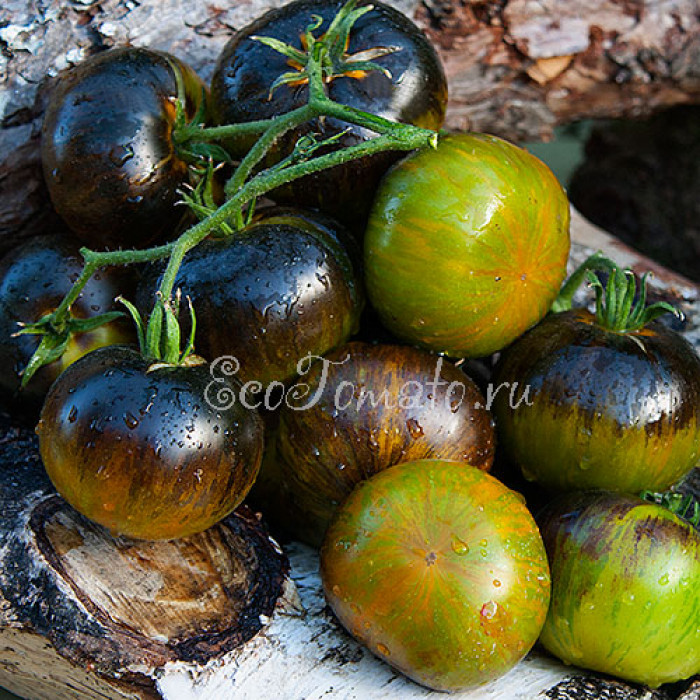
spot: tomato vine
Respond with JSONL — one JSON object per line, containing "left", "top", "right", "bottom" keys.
{"left": 18, "top": 0, "right": 438, "bottom": 385}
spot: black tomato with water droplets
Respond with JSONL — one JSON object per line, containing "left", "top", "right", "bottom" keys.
{"left": 494, "top": 308, "right": 700, "bottom": 494}
{"left": 0, "top": 233, "right": 134, "bottom": 417}
{"left": 135, "top": 208, "right": 362, "bottom": 388}
{"left": 210, "top": 0, "right": 447, "bottom": 228}
{"left": 37, "top": 345, "right": 264, "bottom": 541}
{"left": 42, "top": 47, "right": 207, "bottom": 250}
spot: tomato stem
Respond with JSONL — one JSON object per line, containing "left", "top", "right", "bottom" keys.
{"left": 551, "top": 252, "right": 617, "bottom": 314}
{"left": 20, "top": 0, "right": 438, "bottom": 377}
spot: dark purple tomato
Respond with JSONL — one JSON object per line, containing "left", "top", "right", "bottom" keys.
{"left": 210, "top": 0, "right": 447, "bottom": 227}
{"left": 135, "top": 208, "right": 362, "bottom": 388}
{"left": 321, "top": 459, "right": 550, "bottom": 691}
{"left": 0, "top": 233, "right": 134, "bottom": 417}
{"left": 494, "top": 308, "right": 700, "bottom": 494}
{"left": 37, "top": 345, "right": 264, "bottom": 540}
{"left": 275, "top": 342, "right": 496, "bottom": 546}
{"left": 538, "top": 491, "right": 700, "bottom": 686}
{"left": 42, "top": 47, "right": 207, "bottom": 250}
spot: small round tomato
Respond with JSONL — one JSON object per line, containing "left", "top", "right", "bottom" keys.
{"left": 321, "top": 459, "right": 550, "bottom": 691}
{"left": 364, "top": 133, "right": 571, "bottom": 358}
{"left": 0, "top": 233, "right": 134, "bottom": 417}
{"left": 493, "top": 308, "right": 700, "bottom": 493}
{"left": 210, "top": 0, "right": 447, "bottom": 227}
{"left": 538, "top": 491, "right": 700, "bottom": 687}
{"left": 276, "top": 342, "right": 495, "bottom": 546}
{"left": 37, "top": 345, "right": 263, "bottom": 540}
{"left": 42, "top": 47, "right": 207, "bottom": 250}
{"left": 135, "top": 208, "right": 362, "bottom": 387}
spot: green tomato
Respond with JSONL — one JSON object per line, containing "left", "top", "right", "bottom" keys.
{"left": 321, "top": 459, "right": 550, "bottom": 691}
{"left": 538, "top": 490, "right": 700, "bottom": 687}
{"left": 364, "top": 133, "right": 570, "bottom": 358}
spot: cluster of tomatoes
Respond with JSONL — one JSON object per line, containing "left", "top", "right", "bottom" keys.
{"left": 0, "top": 0, "right": 699, "bottom": 693}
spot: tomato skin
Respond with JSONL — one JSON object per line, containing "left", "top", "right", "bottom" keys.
{"left": 0, "top": 234, "right": 134, "bottom": 417}
{"left": 538, "top": 491, "right": 700, "bottom": 687}
{"left": 364, "top": 133, "right": 570, "bottom": 358}
{"left": 276, "top": 342, "right": 495, "bottom": 546}
{"left": 321, "top": 459, "right": 550, "bottom": 691}
{"left": 494, "top": 308, "right": 700, "bottom": 493}
{"left": 42, "top": 47, "right": 207, "bottom": 250}
{"left": 210, "top": 0, "right": 447, "bottom": 227}
{"left": 135, "top": 209, "right": 362, "bottom": 387}
{"left": 37, "top": 346, "right": 263, "bottom": 541}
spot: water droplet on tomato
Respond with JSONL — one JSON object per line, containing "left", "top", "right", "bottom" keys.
{"left": 406, "top": 418, "right": 424, "bottom": 438}
{"left": 658, "top": 573, "right": 670, "bottom": 586}
{"left": 480, "top": 601, "right": 497, "bottom": 620}
{"left": 67, "top": 406, "right": 78, "bottom": 423}
{"left": 451, "top": 535, "right": 469, "bottom": 555}
{"left": 124, "top": 412, "right": 139, "bottom": 429}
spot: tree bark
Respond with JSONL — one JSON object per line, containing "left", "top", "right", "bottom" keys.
{"left": 0, "top": 208, "right": 697, "bottom": 700}
{"left": 1, "top": 0, "right": 699, "bottom": 253}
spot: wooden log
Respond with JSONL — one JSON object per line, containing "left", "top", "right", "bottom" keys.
{"left": 0, "top": 207, "right": 697, "bottom": 700}
{"left": 1, "top": 0, "right": 699, "bottom": 253}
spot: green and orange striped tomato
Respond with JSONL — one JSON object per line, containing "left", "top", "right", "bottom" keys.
{"left": 320, "top": 459, "right": 550, "bottom": 691}
{"left": 538, "top": 491, "right": 700, "bottom": 687}
{"left": 364, "top": 133, "right": 570, "bottom": 358}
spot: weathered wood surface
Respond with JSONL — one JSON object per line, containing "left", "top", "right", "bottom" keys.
{"left": 1, "top": 0, "right": 699, "bottom": 253}
{"left": 0, "top": 207, "right": 698, "bottom": 700}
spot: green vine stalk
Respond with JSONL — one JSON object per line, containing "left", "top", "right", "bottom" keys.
{"left": 18, "top": 0, "right": 438, "bottom": 385}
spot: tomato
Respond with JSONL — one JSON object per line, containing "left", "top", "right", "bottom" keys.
{"left": 364, "top": 133, "right": 571, "bottom": 358}
{"left": 321, "top": 459, "right": 550, "bottom": 691}
{"left": 0, "top": 233, "right": 134, "bottom": 418}
{"left": 210, "top": 0, "right": 447, "bottom": 228}
{"left": 493, "top": 308, "right": 700, "bottom": 494}
{"left": 42, "top": 47, "right": 207, "bottom": 250}
{"left": 37, "top": 345, "right": 263, "bottom": 540}
{"left": 135, "top": 208, "right": 362, "bottom": 388}
{"left": 275, "top": 342, "right": 495, "bottom": 546}
{"left": 538, "top": 491, "right": 700, "bottom": 687}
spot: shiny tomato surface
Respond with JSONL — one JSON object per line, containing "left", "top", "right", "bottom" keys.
{"left": 0, "top": 233, "right": 133, "bottom": 416}
{"left": 321, "top": 459, "right": 550, "bottom": 691}
{"left": 538, "top": 491, "right": 700, "bottom": 687}
{"left": 494, "top": 308, "right": 700, "bottom": 493}
{"left": 38, "top": 346, "right": 263, "bottom": 540}
{"left": 211, "top": 0, "right": 447, "bottom": 227}
{"left": 42, "top": 47, "right": 207, "bottom": 249}
{"left": 364, "top": 133, "right": 570, "bottom": 358}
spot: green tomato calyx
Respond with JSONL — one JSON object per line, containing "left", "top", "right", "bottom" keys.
{"left": 119, "top": 291, "right": 197, "bottom": 366}
{"left": 552, "top": 252, "right": 680, "bottom": 333}
{"left": 252, "top": 0, "right": 400, "bottom": 96}
{"left": 587, "top": 265, "right": 680, "bottom": 333}
{"left": 15, "top": 310, "right": 124, "bottom": 388}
